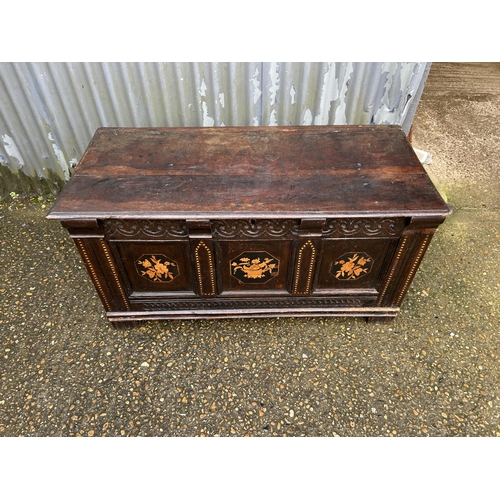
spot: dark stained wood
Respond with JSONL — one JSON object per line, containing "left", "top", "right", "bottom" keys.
{"left": 47, "top": 126, "right": 450, "bottom": 220}
{"left": 47, "top": 125, "right": 450, "bottom": 323}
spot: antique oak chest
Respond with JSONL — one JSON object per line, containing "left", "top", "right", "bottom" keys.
{"left": 47, "top": 126, "right": 450, "bottom": 324}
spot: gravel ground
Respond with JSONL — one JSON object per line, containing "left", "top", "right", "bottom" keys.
{"left": 1, "top": 199, "right": 498, "bottom": 438}
{"left": 1, "top": 63, "right": 499, "bottom": 439}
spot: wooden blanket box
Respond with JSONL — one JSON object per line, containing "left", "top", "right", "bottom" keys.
{"left": 47, "top": 125, "right": 450, "bottom": 324}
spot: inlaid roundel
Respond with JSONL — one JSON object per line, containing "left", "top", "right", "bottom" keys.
{"left": 135, "top": 254, "right": 179, "bottom": 282}
{"left": 330, "top": 252, "right": 373, "bottom": 280}
{"left": 231, "top": 251, "right": 279, "bottom": 284}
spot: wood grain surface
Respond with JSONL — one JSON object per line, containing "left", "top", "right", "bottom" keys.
{"left": 47, "top": 125, "right": 450, "bottom": 220}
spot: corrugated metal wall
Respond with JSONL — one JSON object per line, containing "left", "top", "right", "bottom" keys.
{"left": 0, "top": 62, "right": 431, "bottom": 200}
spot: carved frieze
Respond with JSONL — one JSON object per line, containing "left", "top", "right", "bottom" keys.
{"left": 322, "top": 218, "right": 404, "bottom": 237}
{"left": 103, "top": 218, "right": 403, "bottom": 240}
{"left": 103, "top": 220, "right": 188, "bottom": 240}
{"left": 212, "top": 219, "right": 300, "bottom": 239}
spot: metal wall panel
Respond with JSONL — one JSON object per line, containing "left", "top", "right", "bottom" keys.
{"left": 0, "top": 62, "right": 430, "bottom": 200}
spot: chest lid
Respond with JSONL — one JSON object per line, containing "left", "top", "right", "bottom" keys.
{"left": 47, "top": 125, "right": 450, "bottom": 220}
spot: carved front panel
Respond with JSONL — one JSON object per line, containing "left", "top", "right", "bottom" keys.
{"left": 330, "top": 252, "right": 374, "bottom": 281}
{"left": 215, "top": 240, "right": 292, "bottom": 294}
{"left": 90, "top": 217, "right": 427, "bottom": 319}
{"left": 135, "top": 254, "right": 179, "bottom": 283}
{"left": 231, "top": 251, "right": 280, "bottom": 284}
{"left": 316, "top": 239, "right": 398, "bottom": 292}
{"left": 114, "top": 241, "right": 195, "bottom": 296}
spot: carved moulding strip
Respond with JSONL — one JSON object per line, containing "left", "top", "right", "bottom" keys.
{"left": 99, "top": 239, "right": 131, "bottom": 310}
{"left": 212, "top": 219, "right": 300, "bottom": 239}
{"left": 376, "top": 236, "right": 408, "bottom": 306}
{"left": 322, "top": 218, "right": 404, "bottom": 237}
{"left": 293, "top": 240, "right": 317, "bottom": 295}
{"left": 74, "top": 238, "right": 112, "bottom": 311}
{"left": 194, "top": 242, "right": 216, "bottom": 296}
{"left": 103, "top": 220, "right": 188, "bottom": 240}
{"left": 137, "top": 297, "right": 366, "bottom": 311}
{"left": 395, "top": 235, "right": 432, "bottom": 306}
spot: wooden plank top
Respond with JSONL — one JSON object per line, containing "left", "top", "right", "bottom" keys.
{"left": 47, "top": 125, "right": 450, "bottom": 220}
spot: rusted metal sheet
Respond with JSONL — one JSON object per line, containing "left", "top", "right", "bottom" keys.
{"left": 0, "top": 62, "right": 431, "bottom": 200}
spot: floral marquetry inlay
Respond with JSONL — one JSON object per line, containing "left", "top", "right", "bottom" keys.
{"left": 331, "top": 252, "right": 373, "bottom": 280}
{"left": 135, "top": 254, "right": 179, "bottom": 282}
{"left": 231, "top": 251, "right": 279, "bottom": 284}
